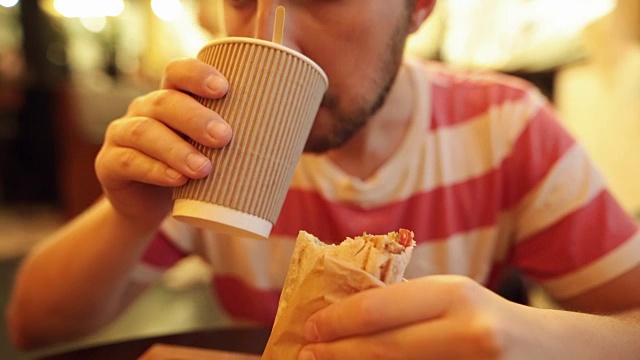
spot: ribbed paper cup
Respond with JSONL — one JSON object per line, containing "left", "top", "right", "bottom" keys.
{"left": 172, "top": 38, "right": 328, "bottom": 239}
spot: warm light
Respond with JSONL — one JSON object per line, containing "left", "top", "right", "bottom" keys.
{"left": 439, "top": 0, "right": 616, "bottom": 71}
{"left": 0, "top": 0, "right": 19, "bottom": 8}
{"left": 80, "top": 17, "right": 107, "bottom": 33}
{"left": 151, "top": 0, "right": 183, "bottom": 22}
{"left": 53, "top": 0, "right": 124, "bottom": 18}
{"left": 526, "top": 0, "right": 616, "bottom": 31}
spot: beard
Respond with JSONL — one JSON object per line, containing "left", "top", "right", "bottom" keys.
{"left": 303, "top": 6, "right": 414, "bottom": 153}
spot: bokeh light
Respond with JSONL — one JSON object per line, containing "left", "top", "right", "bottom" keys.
{"left": 0, "top": 0, "right": 19, "bottom": 8}
{"left": 53, "top": 0, "right": 124, "bottom": 18}
{"left": 151, "top": 0, "right": 183, "bottom": 22}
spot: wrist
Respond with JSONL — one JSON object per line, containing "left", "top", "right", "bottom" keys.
{"left": 100, "top": 198, "right": 167, "bottom": 243}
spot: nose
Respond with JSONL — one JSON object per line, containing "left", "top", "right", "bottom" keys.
{"left": 253, "top": 2, "right": 300, "bottom": 51}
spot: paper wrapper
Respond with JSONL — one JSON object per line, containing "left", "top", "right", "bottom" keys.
{"left": 262, "top": 230, "right": 414, "bottom": 359}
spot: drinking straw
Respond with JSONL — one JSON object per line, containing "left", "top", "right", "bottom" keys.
{"left": 272, "top": 6, "right": 285, "bottom": 44}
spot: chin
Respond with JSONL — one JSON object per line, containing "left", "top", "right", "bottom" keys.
{"left": 302, "top": 133, "right": 327, "bottom": 154}
{"left": 302, "top": 108, "right": 331, "bottom": 153}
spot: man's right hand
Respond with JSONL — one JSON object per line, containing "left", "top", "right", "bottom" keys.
{"left": 95, "top": 58, "right": 232, "bottom": 227}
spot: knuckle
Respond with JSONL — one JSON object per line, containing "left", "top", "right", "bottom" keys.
{"left": 127, "top": 118, "right": 152, "bottom": 142}
{"left": 462, "top": 316, "right": 505, "bottom": 357}
{"left": 94, "top": 147, "right": 128, "bottom": 185}
{"left": 163, "top": 143, "right": 188, "bottom": 165}
{"left": 103, "top": 117, "right": 127, "bottom": 142}
{"left": 149, "top": 89, "right": 175, "bottom": 109}
{"left": 94, "top": 148, "right": 107, "bottom": 180}
{"left": 438, "top": 276, "right": 506, "bottom": 357}
{"left": 103, "top": 118, "right": 119, "bottom": 136}
{"left": 114, "top": 149, "right": 136, "bottom": 172}
{"left": 126, "top": 94, "right": 145, "bottom": 115}
{"left": 447, "top": 276, "right": 483, "bottom": 304}
{"left": 163, "top": 59, "right": 177, "bottom": 74}
{"left": 150, "top": 162, "right": 170, "bottom": 182}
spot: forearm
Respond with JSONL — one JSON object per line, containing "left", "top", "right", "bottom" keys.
{"left": 7, "top": 198, "right": 162, "bottom": 349}
{"left": 591, "top": 309, "right": 640, "bottom": 358}
{"left": 526, "top": 306, "right": 640, "bottom": 359}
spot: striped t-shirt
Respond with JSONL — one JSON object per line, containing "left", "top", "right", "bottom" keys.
{"left": 136, "top": 58, "right": 640, "bottom": 326}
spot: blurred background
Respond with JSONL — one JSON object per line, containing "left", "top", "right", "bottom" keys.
{"left": 0, "top": 0, "right": 638, "bottom": 358}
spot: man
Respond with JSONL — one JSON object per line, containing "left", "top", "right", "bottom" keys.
{"left": 7, "top": 0, "right": 640, "bottom": 358}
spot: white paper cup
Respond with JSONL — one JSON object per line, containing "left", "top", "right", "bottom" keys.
{"left": 172, "top": 37, "right": 328, "bottom": 239}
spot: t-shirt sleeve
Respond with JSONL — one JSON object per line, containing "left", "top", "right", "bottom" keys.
{"left": 130, "top": 216, "right": 197, "bottom": 284}
{"left": 506, "top": 91, "right": 640, "bottom": 300}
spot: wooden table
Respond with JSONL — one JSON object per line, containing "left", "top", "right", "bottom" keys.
{"left": 37, "top": 327, "right": 271, "bottom": 360}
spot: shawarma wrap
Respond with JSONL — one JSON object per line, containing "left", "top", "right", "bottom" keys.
{"left": 262, "top": 229, "right": 415, "bottom": 359}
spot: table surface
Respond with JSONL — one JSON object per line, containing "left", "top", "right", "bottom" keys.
{"left": 140, "top": 344, "right": 261, "bottom": 359}
{"left": 37, "top": 327, "right": 272, "bottom": 360}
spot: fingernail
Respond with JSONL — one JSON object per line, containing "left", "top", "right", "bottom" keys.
{"left": 186, "top": 153, "right": 210, "bottom": 172}
{"left": 304, "top": 321, "right": 320, "bottom": 342}
{"left": 206, "top": 75, "right": 228, "bottom": 94}
{"left": 298, "top": 349, "right": 316, "bottom": 360}
{"left": 207, "top": 120, "right": 231, "bottom": 141}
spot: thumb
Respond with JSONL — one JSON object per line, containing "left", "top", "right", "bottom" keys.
{"left": 305, "top": 275, "right": 468, "bottom": 342}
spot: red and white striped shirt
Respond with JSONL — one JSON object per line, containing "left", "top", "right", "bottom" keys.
{"left": 136, "top": 59, "right": 640, "bottom": 326}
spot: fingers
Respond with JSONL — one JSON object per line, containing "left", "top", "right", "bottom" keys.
{"left": 304, "top": 276, "right": 474, "bottom": 343}
{"left": 300, "top": 318, "right": 498, "bottom": 360}
{"left": 161, "top": 57, "right": 229, "bottom": 98}
{"left": 299, "top": 321, "right": 438, "bottom": 360}
{"left": 127, "top": 90, "right": 232, "bottom": 148}
{"left": 97, "top": 144, "right": 191, "bottom": 189}
{"left": 301, "top": 276, "right": 511, "bottom": 360}
{"left": 97, "top": 117, "right": 212, "bottom": 189}
{"left": 96, "top": 58, "right": 233, "bottom": 193}
{"left": 136, "top": 58, "right": 232, "bottom": 147}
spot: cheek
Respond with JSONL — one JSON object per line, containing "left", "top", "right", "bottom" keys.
{"left": 309, "top": 25, "right": 389, "bottom": 90}
{"left": 315, "top": 48, "right": 382, "bottom": 110}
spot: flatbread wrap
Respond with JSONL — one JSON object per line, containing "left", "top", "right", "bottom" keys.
{"left": 262, "top": 229, "right": 415, "bottom": 359}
